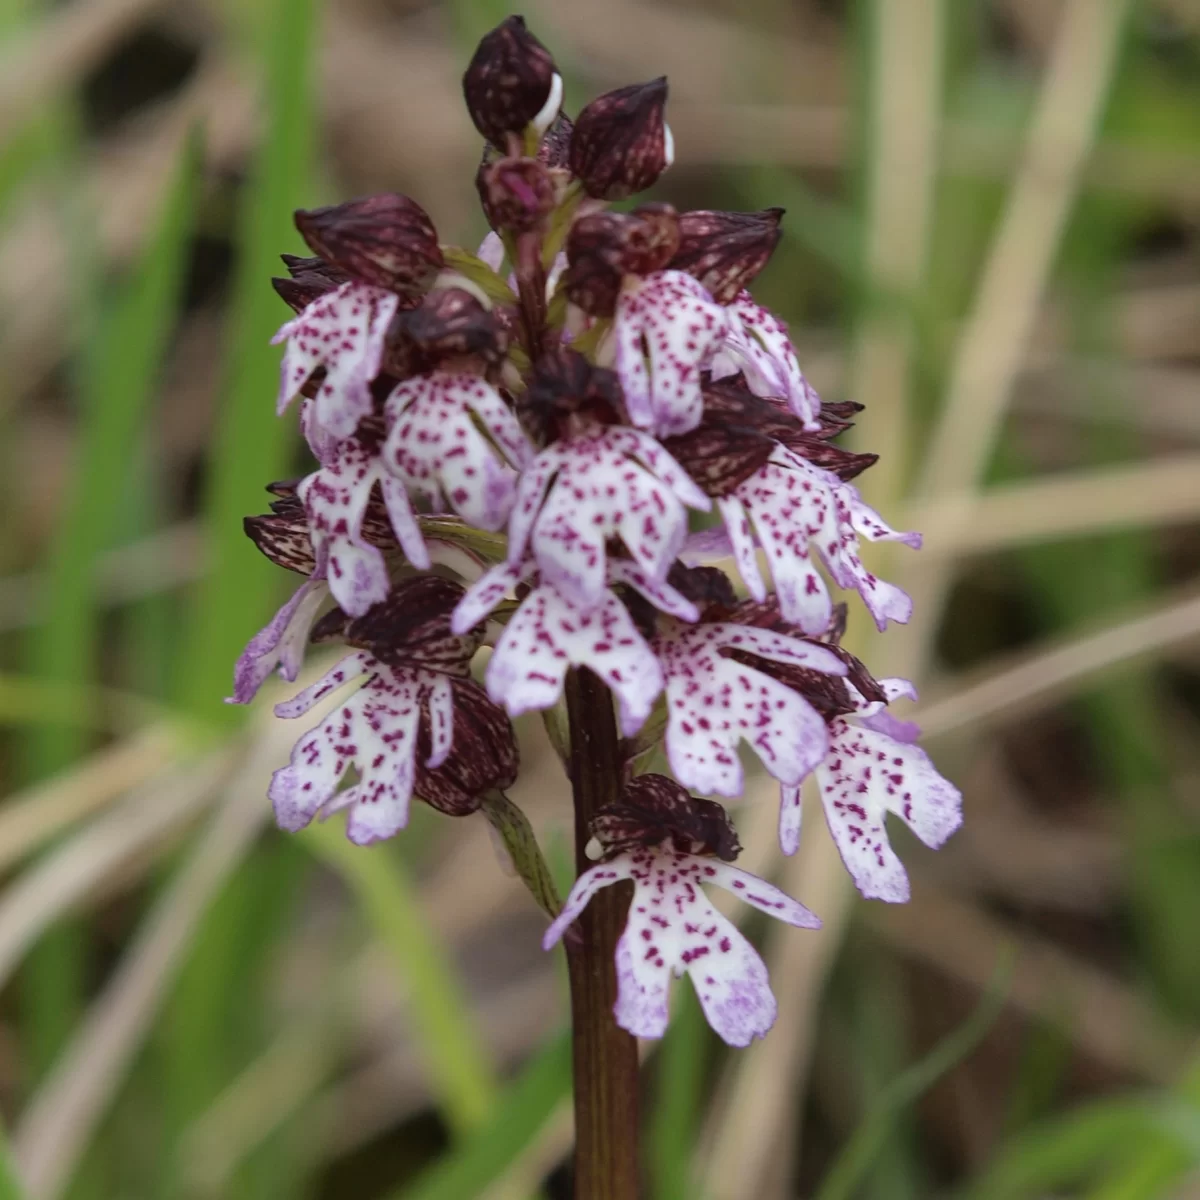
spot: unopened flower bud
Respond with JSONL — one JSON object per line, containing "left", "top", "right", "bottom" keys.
{"left": 670, "top": 208, "right": 784, "bottom": 304}
{"left": 591, "top": 774, "right": 741, "bottom": 860}
{"left": 294, "top": 194, "right": 442, "bottom": 294}
{"left": 476, "top": 155, "right": 556, "bottom": 233}
{"left": 518, "top": 348, "right": 625, "bottom": 439}
{"left": 563, "top": 204, "right": 680, "bottom": 316}
{"left": 415, "top": 683, "right": 520, "bottom": 815}
{"left": 383, "top": 287, "right": 508, "bottom": 377}
{"left": 570, "top": 77, "right": 672, "bottom": 200}
{"left": 271, "top": 254, "right": 350, "bottom": 312}
{"left": 313, "top": 576, "right": 481, "bottom": 674}
{"left": 463, "top": 15, "right": 561, "bottom": 148}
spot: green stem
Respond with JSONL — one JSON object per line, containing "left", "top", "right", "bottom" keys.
{"left": 563, "top": 668, "right": 640, "bottom": 1199}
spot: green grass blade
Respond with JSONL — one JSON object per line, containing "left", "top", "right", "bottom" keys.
{"left": 0, "top": 1122, "right": 28, "bottom": 1200}
{"left": 396, "top": 1030, "right": 571, "bottom": 1200}
{"left": 958, "top": 1094, "right": 1200, "bottom": 1200}
{"left": 304, "top": 824, "right": 499, "bottom": 1136}
{"left": 1080, "top": 1060, "right": 1200, "bottom": 1200}
{"left": 176, "top": 0, "right": 316, "bottom": 723}
{"left": 16, "top": 129, "right": 201, "bottom": 1098}
{"left": 23, "top": 127, "right": 202, "bottom": 776}
{"left": 814, "top": 955, "right": 1013, "bottom": 1200}
{"left": 157, "top": 5, "right": 318, "bottom": 1193}
{"left": 648, "top": 988, "right": 707, "bottom": 1200}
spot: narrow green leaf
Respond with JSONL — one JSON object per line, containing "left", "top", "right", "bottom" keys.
{"left": 482, "top": 792, "right": 562, "bottom": 919}
{"left": 958, "top": 1095, "right": 1200, "bottom": 1200}
{"left": 815, "top": 954, "right": 1014, "bottom": 1200}
{"left": 0, "top": 1120, "right": 28, "bottom": 1200}
{"left": 397, "top": 1031, "right": 571, "bottom": 1200}
{"left": 304, "top": 824, "right": 499, "bottom": 1136}
{"left": 648, "top": 987, "right": 708, "bottom": 1200}
{"left": 176, "top": 0, "right": 315, "bottom": 722}
{"left": 16, "top": 129, "right": 201, "bottom": 1097}
{"left": 23, "top": 128, "right": 202, "bottom": 775}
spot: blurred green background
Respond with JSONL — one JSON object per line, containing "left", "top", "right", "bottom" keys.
{"left": 1, "top": 0, "right": 1199, "bottom": 1196}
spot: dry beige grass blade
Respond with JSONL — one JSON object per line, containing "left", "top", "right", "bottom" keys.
{"left": 0, "top": 748, "right": 231, "bottom": 988}
{"left": 866, "top": 880, "right": 1189, "bottom": 1080}
{"left": 529, "top": 0, "right": 844, "bottom": 105}
{"left": 916, "top": 0, "right": 1131, "bottom": 500}
{"left": 911, "top": 454, "right": 1200, "bottom": 560}
{"left": 0, "top": 0, "right": 167, "bottom": 146}
{"left": 902, "top": 0, "right": 1133, "bottom": 668}
{"left": 11, "top": 721, "right": 286, "bottom": 1200}
{"left": 917, "top": 581, "right": 1200, "bottom": 741}
{"left": 671, "top": 101, "right": 1200, "bottom": 206}
{"left": 0, "top": 723, "right": 179, "bottom": 873}
{"left": 700, "top": 793, "right": 861, "bottom": 1200}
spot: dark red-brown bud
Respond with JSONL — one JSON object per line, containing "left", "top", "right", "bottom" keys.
{"left": 701, "top": 376, "right": 878, "bottom": 482}
{"left": 246, "top": 474, "right": 405, "bottom": 576}
{"left": 383, "top": 287, "right": 508, "bottom": 377}
{"left": 670, "top": 208, "right": 784, "bottom": 304}
{"left": 476, "top": 155, "right": 556, "bottom": 233}
{"left": 666, "top": 564, "right": 739, "bottom": 615}
{"left": 294, "top": 194, "right": 442, "bottom": 294}
{"left": 726, "top": 596, "right": 887, "bottom": 720}
{"left": 570, "top": 77, "right": 672, "bottom": 200}
{"left": 244, "top": 491, "right": 318, "bottom": 576}
{"left": 518, "top": 348, "right": 625, "bottom": 441}
{"left": 312, "top": 576, "right": 480, "bottom": 675}
{"left": 463, "top": 16, "right": 560, "bottom": 148}
{"left": 660, "top": 418, "right": 775, "bottom": 498}
{"left": 415, "top": 681, "right": 519, "bottom": 815}
{"left": 591, "top": 774, "right": 741, "bottom": 861}
{"left": 271, "top": 254, "right": 350, "bottom": 312}
{"left": 563, "top": 204, "right": 680, "bottom": 316}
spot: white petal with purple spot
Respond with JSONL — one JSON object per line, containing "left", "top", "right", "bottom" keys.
{"left": 486, "top": 581, "right": 663, "bottom": 736}
{"left": 384, "top": 373, "right": 532, "bottom": 533}
{"left": 228, "top": 575, "right": 330, "bottom": 705}
{"left": 816, "top": 716, "right": 962, "bottom": 902}
{"left": 273, "top": 281, "right": 399, "bottom": 441}
{"left": 268, "top": 654, "right": 449, "bottom": 846}
{"left": 725, "top": 448, "right": 919, "bottom": 634}
{"left": 297, "top": 438, "right": 395, "bottom": 617}
{"left": 655, "top": 622, "right": 844, "bottom": 796}
{"left": 544, "top": 849, "right": 819, "bottom": 1046}
{"left": 721, "top": 292, "right": 821, "bottom": 430}
{"left": 510, "top": 427, "right": 709, "bottom": 610}
{"left": 613, "top": 271, "right": 728, "bottom": 437}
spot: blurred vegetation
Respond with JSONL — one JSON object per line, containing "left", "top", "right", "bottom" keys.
{"left": 1, "top": 0, "right": 1199, "bottom": 1197}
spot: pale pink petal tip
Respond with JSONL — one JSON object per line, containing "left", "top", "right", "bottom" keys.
{"left": 227, "top": 577, "right": 329, "bottom": 705}
{"left": 268, "top": 656, "right": 449, "bottom": 845}
{"left": 816, "top": 716, "right": 962, "bottom": 902}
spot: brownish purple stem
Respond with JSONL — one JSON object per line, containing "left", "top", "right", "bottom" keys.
{"left": 564, "top": 667, "right": 640, "bottom": 1199}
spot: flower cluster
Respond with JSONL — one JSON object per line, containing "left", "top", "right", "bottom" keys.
{"left": 231, "top": 15, "right": 962, "bottom": 1046}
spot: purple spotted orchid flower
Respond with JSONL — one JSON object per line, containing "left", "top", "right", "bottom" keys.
{"left": 544, "top": 775, "right": 820, "bottom": 1046}
{"left": 786, "top": 677, "right": 963, "bottom": 903}
{"left": 267, "top": 578, "right": 516, "bottom": 845}
{"left": 233, "top": 20, "right": 963, "bottom": 1166}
